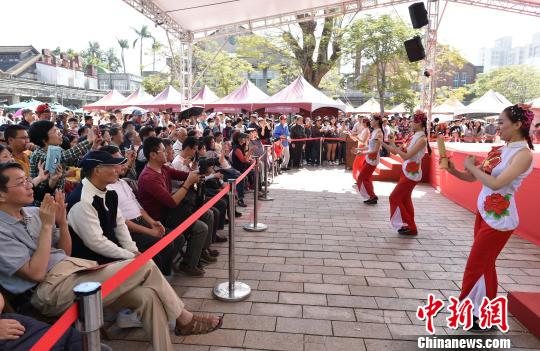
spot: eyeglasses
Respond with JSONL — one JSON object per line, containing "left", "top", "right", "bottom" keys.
{"left": 7, "top": 177, "right": 33, "bottom": 188}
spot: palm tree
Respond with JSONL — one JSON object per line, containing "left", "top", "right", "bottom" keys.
{"left": 151, "top": 39, "right": 163, "bottom": 72}
{"left": 117, "top": 38, "right": 129, "bottom": 73}
{"left": 104, "top": 48, "right": 122, "bottom": 72}
{"left": 87, "top": 41, "right": 101, "bottom": 62}
{"left": 132, "top": 25, "right": 152, "bottom": 76}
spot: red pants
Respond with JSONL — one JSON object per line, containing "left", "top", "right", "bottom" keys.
{"left": 459, "top": 213, "right": 513, "bottom": 315}
{"left": 357, "top": 162, "right": 377, "bottom": 199}
{"left": 352, "top": 155, "right": 365, "bottom": 180}
{"left": 389, "top": 174, "right": 418, "bottom": 230}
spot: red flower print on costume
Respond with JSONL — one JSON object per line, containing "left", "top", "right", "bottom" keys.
{"left": 367, "top": 152, "right": 378, "bottom": 160}
{"left": 405, "top": 161, "right": 420, "bottom": 175}
{"left": 484, "top": 193, "right": 511, "bottom": 219}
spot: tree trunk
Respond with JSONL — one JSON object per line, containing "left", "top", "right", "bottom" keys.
{"left": 354, "top": 46, "right": 362, "bottom": 78}
{"left": 121, "top": 49, "right": 126, "bottom": 74}
{"left": 140, "top": 39, "right": 143, "bottom": 76}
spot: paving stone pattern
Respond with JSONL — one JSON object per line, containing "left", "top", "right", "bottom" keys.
{"left": 113, "top": 166, "right": 540, "bottom": 350}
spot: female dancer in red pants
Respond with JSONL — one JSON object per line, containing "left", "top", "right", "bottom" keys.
{"left": 352, "top": 118, "right": 371, "bottom": 180}
{"left": 381, "top": 111, "right": 431, "bottom": 236}
{"left": 445, "top": 104, "right": 534, "bottom": 331}
{"left": 356, "top": 116, "right": 383, "bottom": 205}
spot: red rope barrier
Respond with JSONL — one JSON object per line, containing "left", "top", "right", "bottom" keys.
{"left": 31, "top": 163, "right": 253, "bottom": 350}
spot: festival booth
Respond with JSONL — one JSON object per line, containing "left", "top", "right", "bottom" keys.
{"left": 117, "top": 86, "right": 154, "bottom": 108}
{"left": 432, "top": 97, "right": 465, "bottom": 122}
{"left": 83, "top": 90, "right": 126, "bottom": 111}
{"left": 252, "top": 76, "right": 346, "bottom": 117}
{"left": 454, "top": 89, "right": 512, "bottom": 117}
{"left": 181, "top": 85, "right": 220, "bottom": 118}
{"left": 387, "top": 103, "right": 407, "bottom": 115}
{"left": 204, "top": 80, "right": 269, "bottom": 113}
{"left": 5, "top": 98, "right": 43, "bottom": 111}
{"left": 142, "top": 85, "right": 184, "bottom": 112}
{"left": 353, "top": 97, "right": 381, "bottom": 115}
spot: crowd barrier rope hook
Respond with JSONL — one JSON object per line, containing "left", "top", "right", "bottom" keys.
{"left": 259, "top": 146, "right": 274, "bottom": 202}
{"left": 243, "top": 157, "right": 268, "bottom": 232}
{"left": 73, "top": 282, "right": 103, "bottom": 351}
{"left": 212, "top": 179, "right": 252, "bottom": 302}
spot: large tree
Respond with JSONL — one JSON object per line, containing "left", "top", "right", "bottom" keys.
{"left": 132, "top": 25, "right": 152, "bottom": 76}
{"left": 345, "top": 14, "right": 417, "bottom": 115}
{"left": 117, "top": 39, "right": 129, "bottom": 73}
{"left": 281, "top": 15, "right": 345, "bottom": 88}
{"left": 469, "top": 65, "right": 540, "bottom": 103}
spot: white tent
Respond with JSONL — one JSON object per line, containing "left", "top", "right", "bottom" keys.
{"left": 432, "top": 97, "right": 465, "bottom": 115}
{"left": 387, "top": 103, "right": 407, "bottom": 114}
{"left": 337, "top": 99, "right": 354, "bottom": 114}
{"left": 454, "top": 90, "right": 512, "bottom": 115}
{"left": 352, "top": 98, "right": 380, "bottom": 114}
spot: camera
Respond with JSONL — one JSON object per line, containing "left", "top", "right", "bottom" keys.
{"left": 197, "top": 156, "right": 220, "bottom": 175}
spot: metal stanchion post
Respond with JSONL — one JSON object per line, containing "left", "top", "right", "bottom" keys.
{"left": 259, "top": 146, "right": 274, "bottom": 202}
{"left": 213, "top": 180, "right": 251, "bottom": 302}
{"left": 319, "top": 137, "right": 323, "bottom": 166}
{"left": 271, "top": 143, "right": 276, "bottom": 183}
{"left": 74, "top": 282, "right": 103, "bottom": 351}
{"left": 243, "top": 158, "right": 268, "bottom": 232}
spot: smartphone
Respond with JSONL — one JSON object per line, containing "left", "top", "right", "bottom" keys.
{"left": 45, "top": 146, "right": 63, "bottom": 174}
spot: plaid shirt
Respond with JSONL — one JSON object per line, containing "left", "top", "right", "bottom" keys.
{"left": 29, "top": 140, "right": 92, "bottom": 206}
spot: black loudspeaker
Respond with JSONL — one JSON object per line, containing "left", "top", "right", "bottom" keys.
{"left": 409, "top": 2, "right": 429, "bottom": 28}
{"left": 404, "top": 36, "right": 426, "bottom": 62}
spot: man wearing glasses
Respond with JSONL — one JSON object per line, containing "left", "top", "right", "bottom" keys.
{"left": 5, "top": 125, "right": 31, "bottom": 176}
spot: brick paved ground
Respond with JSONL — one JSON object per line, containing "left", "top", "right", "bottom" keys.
{"left": 109, "top": 166, "right": 540, "bottom": 350}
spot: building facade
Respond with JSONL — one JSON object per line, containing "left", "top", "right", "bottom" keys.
{"left": 478, "top": 33, "right": 540, "bottom": 71}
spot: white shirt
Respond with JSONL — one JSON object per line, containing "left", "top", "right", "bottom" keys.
{"left": 172, "top": 154, "right": 191, "bottom": 172}
{"left": 68, "top": 178, "right": 138, "bottom": 259}
{"left": 107, "top": 179, "right": 143, "bottom": 220}
{"left": 173, "top": 140, "right": 183, "bottom": 158}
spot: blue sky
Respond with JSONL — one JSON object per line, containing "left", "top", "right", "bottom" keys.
{"left": 1, "top": 0, "right": 538, "bottom": 74}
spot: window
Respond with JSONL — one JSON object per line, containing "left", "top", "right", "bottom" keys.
{"left": 461, "top": 72, "right": 468, "bottom": 86}
{"left": 453, "top": 73, "right": 460, "bottom": 88}
{"left": 99, "top": 81, "right": 110, "bottom": 90}
{"left": 113, "top": 80, "right": 128, "bottom": 91}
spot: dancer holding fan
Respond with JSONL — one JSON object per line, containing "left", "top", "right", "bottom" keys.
{"left": 381, "top": 111, "right": 431, "bottom": 236}
{"left": 356, "top": 116, "right": 383, "bottom": 205}
{"left": 443, "top": 104, "right": 534, "bottom": 331}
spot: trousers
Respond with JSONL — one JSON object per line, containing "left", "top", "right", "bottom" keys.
{"left": 389, "top": 174, "right": 418, "bottom": 231}
{"left": 30, "top": 258, "right": 184, "bottom": 351}
{"left": 458, "top": 213, "right": 513, "bottom": 316}
{"left": 357, "top": 163, "right": 377, "bottom": 200}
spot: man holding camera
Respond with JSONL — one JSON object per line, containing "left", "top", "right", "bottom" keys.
{"left": 138, "top": 137, "right": 216, "bottom": 276}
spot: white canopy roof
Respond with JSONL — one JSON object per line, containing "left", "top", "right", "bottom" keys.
{"left": 387, "top": 103, "right": 407, "bottom": 114}
{"left": 353, "top": 98, "right": 381, "bottom": 114}
{"left": 432, "top": 97, "right": 466, "bottom": 115}
{"left": 454, "top": 90, "right": 512, "bottom": 115}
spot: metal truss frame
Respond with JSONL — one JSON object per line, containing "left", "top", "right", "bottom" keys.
{"left": 122, "top": 0, "right": 540, "bottom": 109}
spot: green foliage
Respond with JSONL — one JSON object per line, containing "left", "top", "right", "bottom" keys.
{"left": 132, "top": 25, "right": 153, "bottom": 75}
{"left": 141, "top": 73, "right": 173, "bottom": 95}
{"left": 436, "top": 44, "right": 467, "bottom": 83}
{"left": 434, "top": 86, "right": 471, "bottom": 105}
{"left": 319, "top": 66, "right": 345, "bottom": 97}
{"left": 345, "top": 14, "right": 418, "bottom": 114}
{"left": 117, "top": 38, "right": 129, "bottom": 73}
{"left": 79, "top": 42, "right": 122, "bottom": 72}
{"left": 192, "top": 41, "right": 254, "bottom": 96}
{"left": 468, "top": 65, "right": 540, "bottom": 103}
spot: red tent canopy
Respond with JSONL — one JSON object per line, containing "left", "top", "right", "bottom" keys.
{"left": 253, "top": 76, "right": 346, "bottom": 113}
{"left": 83, "top": 90, "right": 126, "bottom": 111}
{"left": 205, "top": 80, "right": 269, "bottom": 113}
{"left": 118, "top": 86, "right": 154, "bottom": 108}
{"left": 192, "top": 85, "right": 219, "bottom": 107}
{"left": 142, "top": 85, "right": 183, "bottom": 112}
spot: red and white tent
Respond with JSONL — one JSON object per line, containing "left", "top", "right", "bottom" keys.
{"left": 83, "top": 90, "right": 126, "bottom": 111}
{"left": 192, "top": 85, "right": 220, "bottom": 107}
{"left": 253, "top": 76, "right": 346, "bottom": 113}
{"left": 142, "top": 85, "right": 184, "bottom": 112}
{"left": 205, "top": 80, "right": 269, "bottom": 113}
{"left": 118, "top": 87, "right": 154, "bottom": 108}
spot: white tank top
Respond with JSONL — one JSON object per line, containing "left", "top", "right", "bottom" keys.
{"left": 477, "top": 141, "right": 533, "bottom": 231}
{"left": 365, "top": 129, "right": 382, "bottom": 166}
{"left": 401, "top": 131, "right": 427, "bottom": 182}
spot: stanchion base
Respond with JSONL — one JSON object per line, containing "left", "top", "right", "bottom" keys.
{"left": 212, "top": 281, "right": 251, "bottom": 302}
{"left": 258, "top": 197, "right": 274, "bottom": 201}
{"left": 243, "top": 223, "right": 268, "bottom": 232}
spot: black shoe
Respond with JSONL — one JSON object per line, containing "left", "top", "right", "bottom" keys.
{"left": 398, "top": 227, "right": 408, "bottom": 233}
{"left": 207, "top": 248, "right": 220, "bottom": 257}
{"left": 215, "top": 235, "right": 228, "bottom": 243}
{"left": 469, "top": 316, "right": 495, "bottom": 332}
{"left": 398, "top": 228, "right": 418, "bottom": 236}
{"left": 234, "top": 211, "right": 242, "bottom": 217}
{"left": 237, "top": 200, "right": 247, "bottom": 207}
{"left": 364, "top": 197, "right": 378, "bottom": 205}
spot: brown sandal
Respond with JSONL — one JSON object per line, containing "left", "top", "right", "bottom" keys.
{"left": 175, "top": 313, "right": 223, "bottom": 336}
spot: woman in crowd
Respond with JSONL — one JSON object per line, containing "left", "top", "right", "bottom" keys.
{"left": 444, "top": 104, "right": 534, "bottom": 331}
{"left": 472, "top": 120, "right": 485, "bottom": 143}
{"left": 356, "top": 116, "right": 383, "bottom": 205}
{"left": 324, "top": 117, "right": 338, "bottom": 165}
{"left": 381, "top": 111, "right": 431, "bottom": 236}
{"left": 0, "top": 144, "right": 12, "bottom": 163}
{"left": 231, "top": 132, "right": 252, "bottom": 207}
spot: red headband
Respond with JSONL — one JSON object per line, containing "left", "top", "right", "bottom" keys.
{"left": 413, "top": 111, "right": 427, "bottom": 124}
